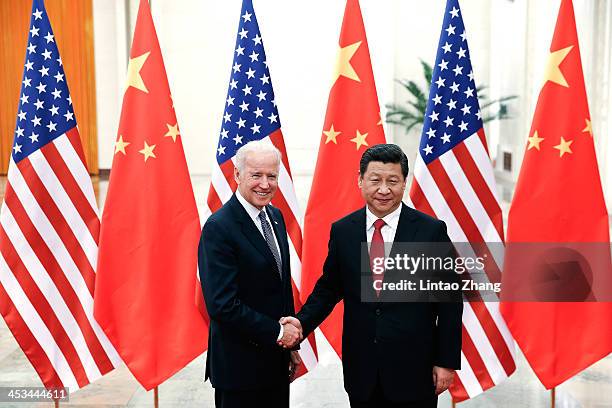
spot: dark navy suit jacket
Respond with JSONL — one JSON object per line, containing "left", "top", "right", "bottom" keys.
{"left": 297, "top": 203, "right": 463, "bottom": 402}
{"left": 199, "top": 194, "right": 295, "bottom": 390}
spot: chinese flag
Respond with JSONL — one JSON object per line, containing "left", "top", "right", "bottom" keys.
{"left": 300, "top": 0, "right": 386, "bottom": 357}
{"left": 500, "top": 0, "right": 612, "bottom": 388}
{"left": 94, "top": 0, "right": 207, "bottom": 389}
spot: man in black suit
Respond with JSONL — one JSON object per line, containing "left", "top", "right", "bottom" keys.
{"left": 281, "top": 144, "right": 462, "bottom": 408}
{"left": 199, "top": 140, "right": 302, "bottom": 408}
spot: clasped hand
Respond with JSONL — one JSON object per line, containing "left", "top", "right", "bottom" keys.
{"left": 277, "top": 316, "right": 303, "bottom": 348}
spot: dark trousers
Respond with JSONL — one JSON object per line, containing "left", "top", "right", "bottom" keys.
{"left": 214, "top": 383, "right": 289, "bottom": 408}
{"left": 349, "top": 376, "right": 437, "bottom": 408}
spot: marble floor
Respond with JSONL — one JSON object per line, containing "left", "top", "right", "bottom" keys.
{"left": 1, "top": 175, "right": 612, "bottom": 407}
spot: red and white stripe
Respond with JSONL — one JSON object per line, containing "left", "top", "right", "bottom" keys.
{"left": 201, "top": 129, "right": 318, "bottom": 373}
{"left": 0, "top": 128, "right": 122, "bottom": 391}
{"left": 410, "top": 129, "right": 516, "bottom": 401}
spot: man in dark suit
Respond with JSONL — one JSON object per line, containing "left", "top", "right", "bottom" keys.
{"left": 199, "top": 140, "right": 302, "bottom": 408}
{"left": 281, "top": 144, "right": 462, "bottom": 408}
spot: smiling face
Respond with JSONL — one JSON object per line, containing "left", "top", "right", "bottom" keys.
{"left": 359, "top": 161, "right": 407, "bottom": 218}
{"left": 234, "top": 151, "right": 280, "bottom": 210}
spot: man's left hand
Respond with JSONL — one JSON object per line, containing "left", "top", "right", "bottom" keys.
{"left": 288, "top": 351, "right": 302, "bottom": 382}
{"left": 432, "top": 366, "right": 455, "bottom": 395}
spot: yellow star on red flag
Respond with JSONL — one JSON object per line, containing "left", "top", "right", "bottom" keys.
{"left": 527, "top": 131, "right": 544, "bottom": 151}
{"left": 350, "top": 129, "right": 368, "bottom": 150}
{"left": 115, "top": 135, "right": 130, "bottom": 155}
{"left": 138, "top": 141, "right": 157, "bottom": 162}
{"left": 553, "top": 136, "right": 573, "bottom": 157}
{"left": 323, "top": 125, "right": 341, "bottom": 144}
{"left": 126, "top": 51, "right": 151, "bottom": 93}
{"left": 165, "top": 123, "right": 180, "bottom": 142}
{"left": 582, "top": 118, "right": 592, "bottom": 137}
{"left": 333, "top": 41, "right": 361, "bottom": 84}
{"left": 543, "top": 46, "right": 573, "bottom": 88}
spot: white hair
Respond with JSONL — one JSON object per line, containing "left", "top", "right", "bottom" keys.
{"left": 235, "top": 140, "right": 282, "bottom": 171}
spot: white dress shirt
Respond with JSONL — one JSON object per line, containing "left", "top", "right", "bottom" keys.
{"left": 365, "top": 204, "right": 402, "bottom": 257}
{"left": 236, "top": 190, "right": 282, "bottom": 253}
{"left": 235, "top": 190, "right": 284, "bottom": 341}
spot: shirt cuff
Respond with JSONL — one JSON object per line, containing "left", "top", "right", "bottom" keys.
{"left": 277, "top": 323, "right": 284, "bottom": 341}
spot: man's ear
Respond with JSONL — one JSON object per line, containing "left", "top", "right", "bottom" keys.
{"left": 234, "top": 167, "right": 240, "bottom": 184}
{"left": 358, "top": 174, "right": 363, "bottom": 188}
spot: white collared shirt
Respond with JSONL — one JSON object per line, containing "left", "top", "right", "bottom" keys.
{"left": 366, "top": 203, "right": 402, "bottom": 257}
{"left": 235, "top": 190, "right": 284, "bottom": 341}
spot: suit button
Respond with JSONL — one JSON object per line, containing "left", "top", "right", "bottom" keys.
{"left": 375, "top": 308, "right": 381, "bottom": 316}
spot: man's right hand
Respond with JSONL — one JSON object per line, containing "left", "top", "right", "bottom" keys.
{"left": 278, "top": 316, "right": 302, "bottom": 348}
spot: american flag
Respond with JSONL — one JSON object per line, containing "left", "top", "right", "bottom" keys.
{"left": 0, "top": 0, "right": 120, "bottom": 391}
{"left": 409, "top": 0, "right": 516, "bottom": 401}
{"left": 202, "top": 0, "right": 318, "bottom": 373}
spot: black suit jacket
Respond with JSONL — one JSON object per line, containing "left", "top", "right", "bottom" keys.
{"left": 297, "top": 203, "right": 463, "bottom": 402}
{"left": 198, "top": 194, "right": 295, "bottom": 390}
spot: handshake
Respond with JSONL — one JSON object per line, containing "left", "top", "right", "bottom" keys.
{"left": 277, "top": 316, "right": 303, "bottom": 348}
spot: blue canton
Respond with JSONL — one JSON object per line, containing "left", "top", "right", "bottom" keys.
{"left": 216, "top": 0, "right": 281, "bottom": 165}
{"left": 420, "top": 0, "right": 483, "bottom": 164}
{"left": 12, "top": 0, "right": 75, "bottom": 163}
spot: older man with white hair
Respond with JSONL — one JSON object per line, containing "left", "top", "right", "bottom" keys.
{"left": 198, "top": 140, "right": 302, "bottom": 408}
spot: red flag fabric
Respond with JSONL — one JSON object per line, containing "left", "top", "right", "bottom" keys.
{"left": 301, "top": 0, "right": 386, "bottom": 357}
{"left": 500, "top": 0, "right": 612, "bottom": 388}
{"left": 93, "top": 0, "right": 207, "bottom": 390}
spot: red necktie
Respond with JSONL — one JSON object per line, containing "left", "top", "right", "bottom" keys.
{"left": 370, "top": 219, "right": 386, "bottom": 296}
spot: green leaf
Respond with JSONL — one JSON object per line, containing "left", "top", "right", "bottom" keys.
{"left": 387, "top": 60, "right": 517, "bottom": 139}
{"left": 405, "top": 121, "right": 422, "bottom": 133}
{"left": 421, "top": 60, "right": 433, "bottom": 85}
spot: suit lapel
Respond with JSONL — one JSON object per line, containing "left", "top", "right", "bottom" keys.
{"left": 349, "top": 208, "right": 378, "bottom": 302}
{"left": 229, "top": 195, "right": 279, "bottom": 275}
{"left": 389, "top": 203, "right": 420, "bottom": 255}
{"left": 349, "top": 207, "right": 368, "bottom": 251}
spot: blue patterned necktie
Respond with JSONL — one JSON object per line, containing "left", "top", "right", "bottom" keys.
{"left": 258, "top": 210, "right": 282, "bottom": 279}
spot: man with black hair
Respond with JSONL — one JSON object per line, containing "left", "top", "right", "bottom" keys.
{"left": 282, "top": 144, "right": 462, "bottom": 408}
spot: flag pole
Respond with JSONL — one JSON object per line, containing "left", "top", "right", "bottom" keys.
{"left": 54, "top": 398, "right": 59, "bottom": 408}
{"left": 551, "top": 387, "right": 555, "bottom": 408}
{"left": 452, "top": 400, "right": 457, "bottom": 408}
{"left": 154, "top": 386, "right": 159, "bottom": 408}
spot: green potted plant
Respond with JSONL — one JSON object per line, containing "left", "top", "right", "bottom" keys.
{"left": 386, "top": 60, "right": 517, "bottom": 135}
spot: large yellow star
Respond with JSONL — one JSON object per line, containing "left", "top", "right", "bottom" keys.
{"left": 333, "top": 41, "right": 361, "bottom": 84}
{"left": 165, "top": 123, "right": 180, "bottom": 142}
{"left": 115, "top": 135, "right": 130, "bottom": 155}
{"left": 323, "top": 124, "right": 341, "bottom": 144}
{"left": 553, "top": 137, "right": 573, "bottom": 157}
{"left": 125, "top": 51, "right": 151, "bottom": 93}
{"left": 543, "top": 46, "right": 573, "bottom": 88}
{"left": 138, "top": 141, "right": 157, "bottom": 162}
{"left": 582, "top": 118, "right": 592, "bottom": 137}
{"left": 527, "top": 130, "right": 544, "bottom": 150}
{"left": 350, "top": 130, "right": 369, "bottom": 150}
